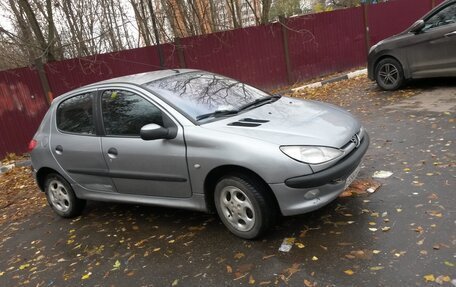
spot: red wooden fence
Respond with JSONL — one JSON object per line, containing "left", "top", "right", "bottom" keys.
{"left": 0, "top": 0, "right": 442, "bottom": 157}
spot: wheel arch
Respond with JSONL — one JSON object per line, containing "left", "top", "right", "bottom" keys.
{"left": 36, "top": 167, "right": 61, "bottom": 192}
{"left": 374, "top": 54, "right": 409, "bottom": 79}
{"left": 203, "top": 165, "right": 280, "bottom": 215}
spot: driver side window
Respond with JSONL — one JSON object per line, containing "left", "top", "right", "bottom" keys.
{"left": 101, "top": 90, "right": 164, "bottom": 137}
{"left": 424, "top": 3, "right": 456, "bottom": 30}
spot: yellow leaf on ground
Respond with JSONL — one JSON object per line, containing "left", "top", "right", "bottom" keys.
{"left": 19, "top": 263, "right": 30, "bottom": 270}
{"left": 249, "top": 275, "right": 255, "bottom": 285}
{"left": 423, "top": 274, "right": 435, "bottom": 282}
{"left": 81, "top": 272, "right": 92, "bottom": 280}
{"left": 112, "top": 260, "right": 121, "bottom": 270}
{"left": 369, "top": 266, "right": 384, "bottom": 271}
{"left": 344, "top": 269, "right": 354, "bottom": 275}
{"left": 234, "top": 252, "right": 245, "bottom": 260}
{"left": 295, "top": 243, "right": 305, "bottom": 249}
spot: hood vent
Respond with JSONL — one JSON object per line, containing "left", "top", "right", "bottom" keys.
{"left": 241, "top": 118, "right": 269, "bottom": 123}
{"left": 227, "top": 118, "right": 269, "bottom": 127}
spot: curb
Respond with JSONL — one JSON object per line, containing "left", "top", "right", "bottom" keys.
{"left": 0, "top": 159, "right": 32, "bottom": 174}
{"left": 291, "top": 68, "right": 367, "bottom": 93}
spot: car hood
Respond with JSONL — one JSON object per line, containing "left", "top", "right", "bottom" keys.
{"left": 201, "top": 97, "right": 361, "bottom": 147}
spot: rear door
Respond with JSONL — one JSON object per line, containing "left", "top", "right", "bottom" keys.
{"left": 407, "top": 2, "right": 456, "bottom": 78}
{"left": 99, "top": 88, "right": 192, "bottom": 198}
{"left": 50, "top": 91, "right": 115, "bottom": 192}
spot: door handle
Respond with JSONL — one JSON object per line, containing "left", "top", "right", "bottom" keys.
{"left": 55, "top": 145, "right": 63, "bottom": 155}
{"left": 444, "top": 31, "right": 456, "bottom": 37}
{"left": 107, "top": 147, "right": 118, "bottom": 159}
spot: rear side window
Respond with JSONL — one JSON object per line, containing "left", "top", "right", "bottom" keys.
{"left": 101, "top": 90, "right": 164, "bottom": 136}
{"left": 56, "top": 92, "right": 95, "bottom": 135}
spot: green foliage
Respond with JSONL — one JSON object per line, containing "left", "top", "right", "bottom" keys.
{"left": 269, "top": 0, "right": 303, "bottom": 20}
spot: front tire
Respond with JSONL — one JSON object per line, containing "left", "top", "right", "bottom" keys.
{"left": 375, "top": 58, "right": 405, "bottom": 91}
{"left": 214, "top": 174, "right": 276, "bottom": 239}
{"left": 44, "top": 173, "right": 86, "bottom": 218}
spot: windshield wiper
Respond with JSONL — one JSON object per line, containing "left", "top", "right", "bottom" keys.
{"left": 196, "top": 110, "right": 239, "bottom": 121}
{"left": 237, "top": 94, "right": 281, "bottom": 112}
{"left": 196, "top": 95, "right": 281, "bottom": 121}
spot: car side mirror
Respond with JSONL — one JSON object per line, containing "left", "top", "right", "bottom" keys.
{"left": 140, "top": 123, "right": 172, "bottom": 140}
{"left": 410, "top": 20, "right": 425, "bottom": 33}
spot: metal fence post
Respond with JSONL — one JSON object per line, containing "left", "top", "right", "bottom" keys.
{"left": 34, "top": 58, "right": 53, "bottom": 105}
{"left": 279, "top": 16, "right": 293, "bottom": 84}
{"left": 175, "top": 37, "right": 186, "bottom": 68}
{"left": 362, "top": 3, "right": 371, "bottom": 56}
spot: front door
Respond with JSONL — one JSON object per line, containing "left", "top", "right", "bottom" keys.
{"left": 406, "top": 2, "right": 456, "bottom": 78}
{"left": 99, "top": 88, "right": 192, "bottom": 198}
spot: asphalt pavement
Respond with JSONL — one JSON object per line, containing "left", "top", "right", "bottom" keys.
{"left": 0, "top": 77, "right": 454, "bottom": 287}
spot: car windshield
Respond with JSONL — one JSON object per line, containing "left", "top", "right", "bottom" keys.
{"left": 143, "top": 72, "right": 272, "bottom": 121}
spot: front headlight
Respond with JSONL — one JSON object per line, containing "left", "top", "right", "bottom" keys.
{"left": 280, "top": 146, "right": 343, "bottom": 164}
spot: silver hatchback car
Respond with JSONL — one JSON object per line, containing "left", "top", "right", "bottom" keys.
{"left": 30, "top": 69, "right": 369, "bottom": 239}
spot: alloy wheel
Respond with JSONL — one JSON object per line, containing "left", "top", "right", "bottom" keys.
{"left": 378, "top": 63, "right": 399, "bottom": 88}
{"left": 219, "top": 186, "right": 255, "bottom": 232}
{"left": 47, "top": 179, "right": 71, "bottom": 212}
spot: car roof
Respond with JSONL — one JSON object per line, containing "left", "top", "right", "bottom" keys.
{"left": 52, "top": 69, "right": 199, "bottom": 103}
{"left": 85, "top": 68, "right": 198, "bottom": 86}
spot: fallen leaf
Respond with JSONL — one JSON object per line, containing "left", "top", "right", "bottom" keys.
{"left": 172, "top": 279, "right": 179, "bottom": 286}
{"left": 81, "top": 272, "right": 92, "bottom": 280}
{"left": 436, "top": 275, "right": 451, "bottom": 284}
{"left": 369, "top": 228, "right": 378, "bottom": 232}
{"left": 373, "top": 250, "right": 381, "bottom": 254}
{"left": 284, "top": 263, "right": 301, "bottom": 279}
{"left": 304, "top": 279, "right": 315, "bottom": 287}
{"left": 423, "top": 274, "right": 435, "bottom": 282}
{"left": 369, "top": 266, "right": 384, "bottom": 271}
{"left": 295, "top": 242, "right": 305, "bottom": 249}
{"left": 249, "top": 275, "right": 255, "bottom": 285}
{"left": 234, "top": 252, "right": 245, "bottom": 260}
{"left": 226, "top": 265, "right": 232, "bottom": 273}
{"left": 414, "top": 226, "right": 424, "bottom": 233}
{"left": 19, "top": 263, "right": 30, "bottom": 270}
{"left": 381, "top": 226, "right": 391, "bottom": 232}
{"left": 444, "top": 261, "right": 454, "bottom": 267}
{"left": 112, "top": 260, "right": 121, "bottom": 270}
{"left": 311, "top": 256, "right": 318, "bottom": 261}
{"left": 344, "top": 269, "right": 354, "bottom": 275}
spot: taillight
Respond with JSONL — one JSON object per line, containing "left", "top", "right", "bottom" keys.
{"left": 28, "top": 139, "right": 37, "bottom": 151}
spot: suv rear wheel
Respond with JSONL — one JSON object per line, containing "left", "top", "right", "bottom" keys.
{"left": 214, "top": 174, "right": 276, "bottom": 239}
{"left": 44, "top": 173, "right": 86, "bottom": 218}
{"left": 375, "top": 58, "right": 405, "bottom": 91}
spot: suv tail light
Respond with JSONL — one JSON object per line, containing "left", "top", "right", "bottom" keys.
{"left": 28, "top": 139, "right": 37, "bottom": 151}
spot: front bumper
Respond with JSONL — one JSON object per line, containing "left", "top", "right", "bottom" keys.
{"left": 271, "top": 133, "right": 369, "bottom": 216}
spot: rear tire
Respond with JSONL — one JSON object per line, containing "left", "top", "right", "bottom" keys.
{"left": 214, "top": 174, "right": 276, "bottom": 239}
{"left": 375, "top": 58, "right": 405, "bottom": 91}
{"left": 44, "top": 173, "right": 86, "bottom": 218}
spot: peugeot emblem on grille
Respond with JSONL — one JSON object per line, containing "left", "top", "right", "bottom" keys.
{"left": 351, "top": 134, "right": 361, "bottom": 148}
